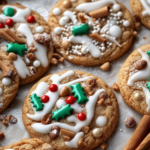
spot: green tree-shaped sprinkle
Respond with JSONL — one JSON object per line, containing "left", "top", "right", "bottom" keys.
{"left": 30, "top": 93, "right": 44, "bottom": 111}
{"left": 146, "top": 82, "right": 150, "bottom": 91}
{"left": 52, "top": 104, "right": 74, "bottom": 121}
{"left": 147, "top": 51, "right": 150, "bottom": 57}
{"left": 71, "top": 83, "right": 89, "bottom": 104}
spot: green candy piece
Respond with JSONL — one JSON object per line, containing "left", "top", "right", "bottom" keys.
{"left": 147, "top": 51, "right": 150, "bottom": 57}
{"left": 146, "top": 82, "right": 150, "bottom": 91}
{"left": 30, "top": 93, "right": 44, "bottom": 111}
{"left": 6, "top": 42, "right": 27, "bottom": 57}
{"left": 72, "top": 23, "right": 91, "bottom": 36}
{"left": 71, "top": 83, "right": 89, "bottom": 104}
{"left": 3, "top": 7, "right": 15, "bottom": 17}
{"left": 52, "top": 104, "right": 74, "bottom": 121}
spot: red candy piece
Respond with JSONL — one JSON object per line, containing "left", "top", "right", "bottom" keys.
{"left": 6, "top": 19, "right": 14, "bottom": 27}
{"left": 66, "top": 96, "right": 76, "bottom": 104}
{"left": 41, "top": 95, "right": 49, "bottom": 103}
{"left": 0, "top": 23, "right": 5, "bottom": 28}
{"left": 78, "top": 112, "right": 86, "bottom": 121}
{"left": 27, "top": 15, "right": 35, "bottom": 23}
{"left": 49, "top": 84, "right": 58, "bottom": 92}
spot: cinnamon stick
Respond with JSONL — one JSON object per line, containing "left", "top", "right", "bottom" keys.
{"left": 4, "top": 28, "right": 25, "bottom": 44}
{"left": 124, "top": 115, "right": 150, "bottom": 150}
{"left": 89, "top": 33, "right": 106, "bottom": 43}
{"left": 89, "top": 6, "right": 110, "bottom": 19}
{"left": 0, "top": 29, "right": 15, "bottom": 43}
{"left": 136, "top": 133, "right": 150, "bottom": 150}
{"left": 61, "top": 129, "right": 76, "bottom": 138}
{"left": 0, "top": 60, "right": 12, "bottom": 77}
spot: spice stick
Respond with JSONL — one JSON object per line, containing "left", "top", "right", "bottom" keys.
{"left": 61, "top": 129, "right": 76, "bottom": 138}
{"left": 4, "top": 28, "right": 25, "bottom": 44}
{"left": 89, "top": 6, "right": 110, "bottom": 19}
{"left": 124, "top": 115, "right": 150, "bottom": 150}
{"left": 89, "top": 33, "right": 106, "bottom": 43}
{"left": 0, "top": 29, "right": 15, "bottom": 43}
{"left": 136, "top": 133, "right": 150, "bottom": 150}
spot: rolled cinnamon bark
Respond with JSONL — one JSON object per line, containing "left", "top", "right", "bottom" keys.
{"left": 89, "top": 6, "right": 110, "bottom": 19}
{"left": 124, "top": 115, "right": 150, "bottom": 150}
{"left": 5, "top": 28, "right": 25, "bottom": 44}
{"left": 89, "top": 33, "right": 106, "bottom": 43}
{"left": 136, "top": 133, "right": 150, "bottom": 150}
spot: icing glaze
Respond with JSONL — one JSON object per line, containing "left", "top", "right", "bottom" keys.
{"left": 54, "top": 27, "right": 62, "bottom": 34}
{"left": 69, "top": 35, "right": 101, "bottom": 58}
{"left": 96, "top": 116, "right": 107, "bottom": 127}
{"left": 0, "top": 88, "right": 2, "bottom": 96}
{"left": 56, "top": 99, "right": 66, "bottom": 108}
{"left": 0, "top": 6, "right": 31, "bottom": 23}
{"left": 123, "top": 20, "right": 130, "bottom": 27}
{"left": 70, "top": 102, "right": 83, "bottom": 113}
{"left": 31, "top": 88, "right": 105, "bottom": 133}
{"left": 17, "top": 23, "right": 48, "bottom": 67}
{"left": 27, "top": 70, "right": 92, "bottom": 121}
{"left": 140, "top": 0, "right": 150, "bottom": 16}
{"left": 65, "top": 132, "right": 84, "bottom": 148}
{"left": 2, "top": 78, "right": 11, "bottom": 86}
{"left": 76, "top": 0, "right": 116, "bottom": 13}
{"left": 13, "top": 55, "right": 30, "bottom": 79}
{"left": 36, "top": 26, "right": 44, "bottom": 33}
{"left": 59, "top": 16, "right": 70, "bottom": 26}
{"left": 109, "top": 25, "right": 122, "bottom": 38}
{"left": 53, "top": 8, "right": 61, "bottom": 16}
{"left": 33, "top": 60, "right": 41, "bottom": 67}
{"left": 64, "top": 11, "right": 78, "bottom": 25}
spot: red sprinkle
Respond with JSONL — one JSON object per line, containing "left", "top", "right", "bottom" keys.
{"left": 6, "top": 19, "right": 14, "bottom": 27}
{"left": 41, "top": 95, "right": 49, "bottom": 103}
{"left": 66, "top": 96, "right": 76, "bottom": 104}
{"left": 0, "top": 23, "right": 5, "bottom": 28}
{"left": 49, "top": 84, "right": 58, "bottom": 92}
{"left": 78, "top": 112, "right": 86, "bottom": 121}
{"left": 27, "top": 15, "right": 35, "bottom": 23}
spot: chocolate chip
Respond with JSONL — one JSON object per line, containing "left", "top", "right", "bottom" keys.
{"left": 41, "top": 114, "right": 51, "bottom": 125}
{"left": 135, "top": 59, "right": 147, "bottom": 70}
{"left": 49, "top": 126, "right": 60, "bottom": 140}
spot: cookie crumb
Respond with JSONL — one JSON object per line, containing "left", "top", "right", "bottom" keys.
{"left": 100, "top": 142, "right": 108, "bottom": 150}
{"left": 134, "top": 22, "right": 141, "bottom": 31}
{"left": 124, "top": 116, "right": 136, "bottom": 128}
{"left": 112, "top": 82, "right": 119, "bottom": 91}
{"left": 3, "top": 119, "right": 8, "bottom": 126}
{"left": 133, "top": 31, "right": 137, "bottom": 38}
{"left": 0, "top": 132, "right": 5, "bottom": 140}
{"left": 100, "top": 62, "right": 110, "bottom": 71}
{"left": 120, "top": 129, "right": 123, "bottom": 132}
{"left": 51, "top": 58, "right": 58, "bottom": 65}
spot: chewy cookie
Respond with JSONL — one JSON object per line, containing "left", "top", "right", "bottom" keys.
{"left": 119, "top": 45, "right": 150, "bottom": 115}
{"left": 0, "top": 52, "right": 19, "bottom": 113}
{"left": 130, "top": 0, "right": 150, "bottom": 29}
{"left": 1, "top": 138, "right": 53, "bottom": 150}
{"left": 0, "top": 3, "right": 53, "bottom": 85}
{"left": 48, "top": 0, "right": 134, "bottom": 66}
{"left": 22, "top": 70, "right": 118, "bottom": 150}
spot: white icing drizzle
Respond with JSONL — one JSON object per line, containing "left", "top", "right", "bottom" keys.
{"left": 64, "top": 11, "right": 78, "bottom": 25}
{"left": 59, "top": 16, "right": 70, "bottom": 26}
{"left": 31, "top": 88, "right": 105, "bottom": 133}
{"left": 69, "top": 35, "right": 101, "bottom": 58}
{"left": 2, "top": 78, "right": 11, "bottom": 86}
{"left": 140, "top": 0, "right": 150, "bottom": 16}
{"left": 71, "top": 102, "right": 83, "bottom": 113}
{"left": 84, "top": 14, "right": 95, "bottom": 26}
{"left": 17, "top": 23, "right": 48, "bottom": 67}
{"left": 96, "top": 116, "right": 107, "bottom": 127}
{"left": 0, "top": 88, "right": 2, "bottom": 96}
{"left": 65, "top": 132, "right": 84, "bottom": 148}
{"left": 53, "top": 8, "right": 61, "bottom": 16}
{"left": 13, "top": 55, "right": 30, "bottom": 79}
{"left": 128, "top": 49, "right": 150, "bottom": 86}
{"left": 76, "top": 0, "right": 116, "bottom": 13}
{"left": 102, "top": 34, "right": 121, "bottom": 47}
{"left": 0, "top": 6, "right": 31, "bottom": 23}
{"left": 27, "top": 70, "right": 92, "bottom": 121}
{"left": 36, "top": 26, "right": 44, "bottom": 33}
{"left": 56, "top": 99, "right": 66, "bottom": 109}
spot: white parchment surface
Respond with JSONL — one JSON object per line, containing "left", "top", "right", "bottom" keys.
{"left": 0, "top": 0, "right": 150, "bottom": 149}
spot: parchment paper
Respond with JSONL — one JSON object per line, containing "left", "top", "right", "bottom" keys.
{"left": 0, "top": 0, "right": 150, "bottom": 149}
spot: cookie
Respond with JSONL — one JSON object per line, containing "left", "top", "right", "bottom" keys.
{"left": 22, "top": 70, "right": 118, "bottom": 150}
{"left": 119, "top": 45, "right": 150, "bottom": 115}
{"left": 48, "top": 0, "right": 134, "bottom": 66}
{"left": 1, "top": 138, "right": 53, "bottom": 150}
{"left": 0, "top": 4, "right": 53, "bottom": 85}
{"left": 0, "top": 52, "right": 19, "bottom": 113}
{"left": 130, "top": 0, "right": 150, "bottom": 29}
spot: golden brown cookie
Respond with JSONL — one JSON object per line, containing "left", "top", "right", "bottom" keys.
{"left": 0, "top": 52, "right": 19, "bottom": 113}
{"left": 22, "top": 70, "right": 118, "bottom": 150}
{"left": 48, "top": 0, "right": 134, "bottom": 66}
{"left": 0, "top": 3, "right": 53, "bottom": 85}
{"left": 130, "top": 0, "right": 150, "bottom": 29}
{"left": 1, "top": 138, "right": 53, "bottom": 150}
{"left": 119, "top": 45, "right": 150, "bottom": 115}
